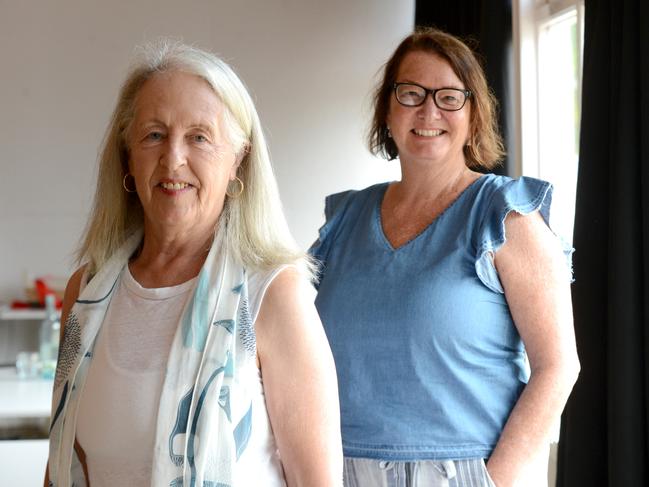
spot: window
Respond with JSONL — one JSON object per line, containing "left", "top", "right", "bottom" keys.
{"left": 513, "top": 3, "right": 585, "bottom": 485}
{"left": 514, "top": 0, "right": 585, "bottom": 245}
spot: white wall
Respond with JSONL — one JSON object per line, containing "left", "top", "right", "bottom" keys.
{"left": 0, "top": 0, "right": 412, "bottom": 299}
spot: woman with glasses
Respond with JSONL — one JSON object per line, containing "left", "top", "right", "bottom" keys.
{"left": 310, "top": 28, "right": 579, "bottom": 487}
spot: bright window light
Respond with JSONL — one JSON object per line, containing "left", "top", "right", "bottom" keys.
{"left": 515, "top": 0, "right": 584, "bottom": 247}
{"left": 537, "top": 9, "right": 582, "bottom": 245}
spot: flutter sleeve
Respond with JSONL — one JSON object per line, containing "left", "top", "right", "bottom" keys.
{"left": 475, "top": 176, "right": 574, "bottom": 294}
{"left": 308, "top": 190, "right": 355, "bottom": 288}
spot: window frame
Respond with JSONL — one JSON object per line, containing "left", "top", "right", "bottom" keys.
{"left": 512, "top": 0, "right": 585, "bottom": 178}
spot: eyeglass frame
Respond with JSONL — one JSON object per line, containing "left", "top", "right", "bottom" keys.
{"left": 393, "top": 82, "right": 472, "bottom": 111}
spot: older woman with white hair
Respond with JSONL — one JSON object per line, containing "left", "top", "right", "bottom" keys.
{"left": 45, "top": 41, "right": 342, "bottom": 487}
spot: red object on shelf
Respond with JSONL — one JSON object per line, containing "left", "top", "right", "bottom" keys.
{"left": 10, "top": 279, "right": 63, "bottom": 310}
{"left": 34, "top": 279, "right": 63, "bottom": 308}
{"left": 10, "top": 300, "right": 42, "bottom": 309}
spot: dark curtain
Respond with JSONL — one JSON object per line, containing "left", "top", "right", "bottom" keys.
{"left": 415, "top": 1, "right": 513, "bottom": 175}
{"left": 557, "top": 0, "right": 649, "bottom": 485}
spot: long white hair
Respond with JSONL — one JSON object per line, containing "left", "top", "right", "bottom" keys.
{"left": 78, "top": 39, "right": 312, "bottom": 277}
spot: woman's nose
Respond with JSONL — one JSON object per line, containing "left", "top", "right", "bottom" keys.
{"left": 417, "top": 95, "right": 442, "bottom": 119}
{"left": 159, "top": 136, "right": 187, "bottom": 169}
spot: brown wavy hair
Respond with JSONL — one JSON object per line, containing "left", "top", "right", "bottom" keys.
{"left": 368, "top": 27, "right": 505, "bottom": 170}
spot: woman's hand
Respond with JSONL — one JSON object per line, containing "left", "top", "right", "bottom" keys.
{"left": 256, "top": 267, "right": 343, "bottom": 487}
{"left": 489, "top": 211, "right": 580, "bottom": 487}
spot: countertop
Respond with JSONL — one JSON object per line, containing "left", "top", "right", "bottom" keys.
{"left": 0, "top": 368, "right": 51, "bottom": 485}
{"left": 0, "top": 439, "right": 49, "bottom": 485}
{"left": 0, "top": 366, "right": 52, "bottom": 419}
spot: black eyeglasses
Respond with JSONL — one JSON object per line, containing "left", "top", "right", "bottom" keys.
{"left": 393, "top": 82, "right": 472, "bottom": 111}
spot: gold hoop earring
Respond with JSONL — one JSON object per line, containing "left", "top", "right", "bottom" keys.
{"left": 122, "top": 173, "right": 137, "bottom": 193}
{"left": 226, "top": 176, "right": 244, "bottom": 198}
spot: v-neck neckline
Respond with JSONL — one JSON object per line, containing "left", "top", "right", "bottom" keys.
{"left": 375, "top": 174, "right": 487, "bottom": 252}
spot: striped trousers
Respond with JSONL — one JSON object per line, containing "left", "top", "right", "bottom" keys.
{"left": 344, "top": 457, "right": 496, "bottom": 487}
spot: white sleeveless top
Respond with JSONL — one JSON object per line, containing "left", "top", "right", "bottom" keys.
{"left": 76, "top": 265, "right": 287, "bottom": 486}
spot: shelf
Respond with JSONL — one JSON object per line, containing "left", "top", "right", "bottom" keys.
{"left": 0, "top": 306, "right": 59, "bottom": 321}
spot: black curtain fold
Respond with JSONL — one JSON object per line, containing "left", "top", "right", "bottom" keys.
{"left": 415, "top": 1, "right": 513, "bottom": 175}
{"left": 557, "top": 0, "right": 649, "bottom": 485}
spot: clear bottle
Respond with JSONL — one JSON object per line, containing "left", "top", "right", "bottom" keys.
{"left": 39, "top": 293, "right": 60, "bottom": 379}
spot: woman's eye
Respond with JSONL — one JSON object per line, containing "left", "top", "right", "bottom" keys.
{"left": 191, "top": 134, "right": 208, "bottom": 143}
{"left": 404, "top": 90, "right": 422, "bottom": 98}
{"left": 439, "top": 95, "right": 460, "bottom": 106}
{"left": 146, "top": 132, "right": 163, "bottom": 141}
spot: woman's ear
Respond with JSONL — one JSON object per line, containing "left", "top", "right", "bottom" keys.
{"left": 236, "top": 142, "right": 250, "bottom": 165}
{"left": 230, "top": 143, "right": 249, "bottom": 180}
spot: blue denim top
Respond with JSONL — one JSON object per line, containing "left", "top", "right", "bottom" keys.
{"left": 311, "top": 174, "right": 573, "bottom": 461}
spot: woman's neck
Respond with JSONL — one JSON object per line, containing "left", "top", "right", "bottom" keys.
{"left": 129, "top": 223, "right": 216, "bottom": 288}
{"left": 393, "top": 159, "right": 478, "bottom": 207}
{"left": 379, "top": 159, "right": 481, "bottom": 249}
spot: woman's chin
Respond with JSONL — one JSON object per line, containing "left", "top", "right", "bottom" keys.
{"left": 145, "top": 211, "right": 215, "bottom": 236}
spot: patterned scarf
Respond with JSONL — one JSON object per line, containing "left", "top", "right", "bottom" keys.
{"left": 48, "top": 227, "right": 256, "bottom": 486}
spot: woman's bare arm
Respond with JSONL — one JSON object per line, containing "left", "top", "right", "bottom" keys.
{"left": 44, "top": 267, "right": 86, "bottom": 487}
{"left": 487, "top": 211, "right": 580, "bottom": 487}
{"left": 256, "top": 267, "right": 343, "bottom": 487}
